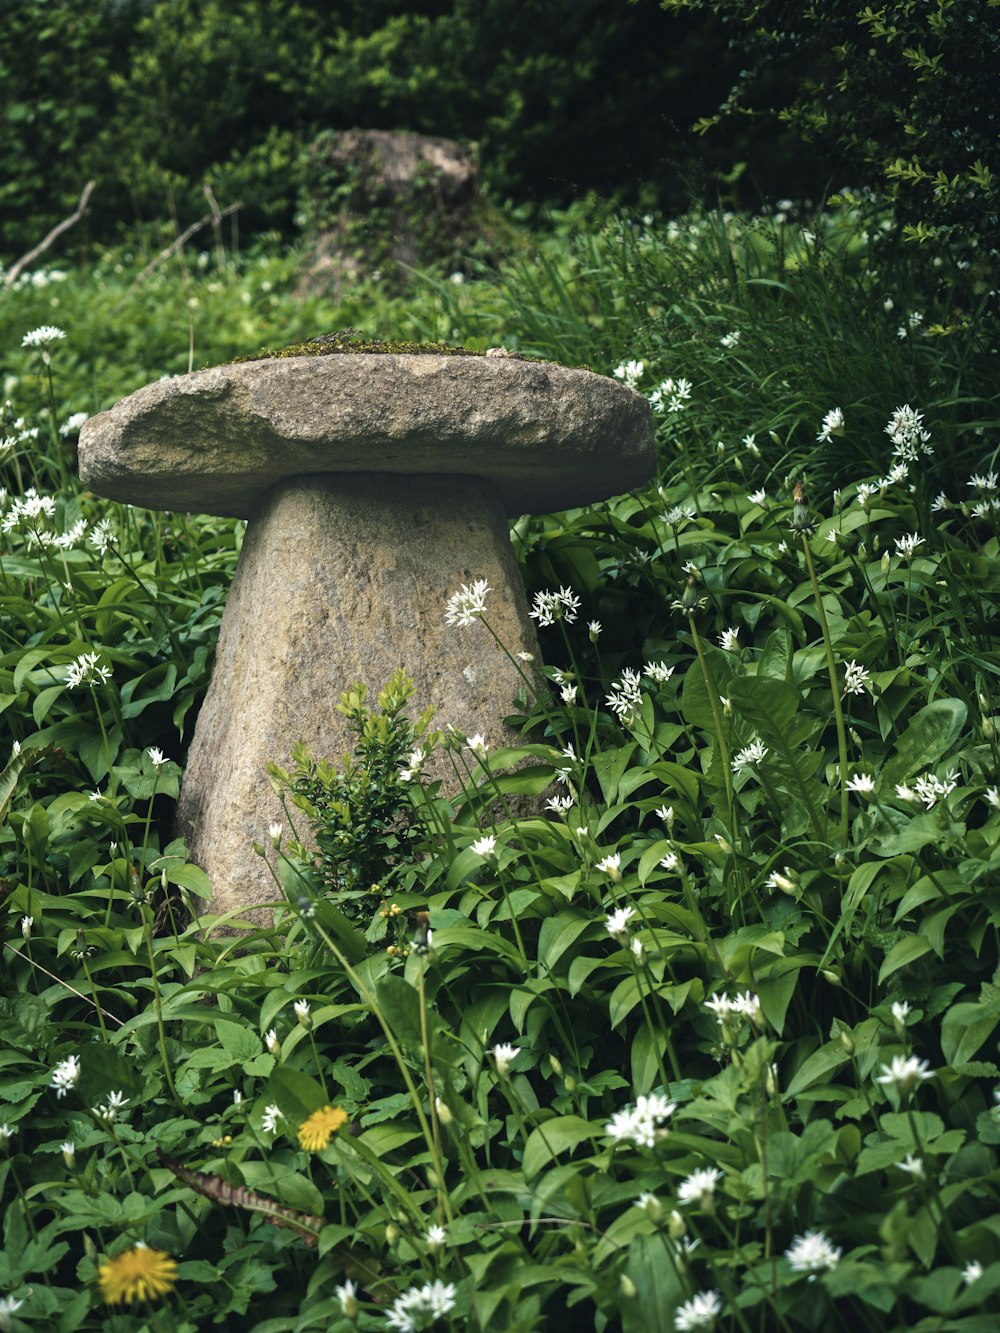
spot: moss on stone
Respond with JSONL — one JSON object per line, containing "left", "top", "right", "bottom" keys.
{"left": 230, "top": 331, "right": 510, "bottom": 365}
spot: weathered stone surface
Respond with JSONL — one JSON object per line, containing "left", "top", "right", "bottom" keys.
{"left": 299, "top": 129, "right": 478, "bottom": 291}
{"left": 79, "top": 352, "right": 655, "bottom": 924}
{"left": 77, "top": 354, "right": 654, "bottom": 519}
{"left": 174, "top": 473, "right": 541, "bottom": 921}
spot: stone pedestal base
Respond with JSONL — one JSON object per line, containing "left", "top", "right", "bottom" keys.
{"left": 175, "top": 472, "right": 540, "bottom": 920}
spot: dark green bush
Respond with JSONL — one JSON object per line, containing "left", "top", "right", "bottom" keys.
{"left": 661, "top": 0, "right": 1000, "bottom": 263}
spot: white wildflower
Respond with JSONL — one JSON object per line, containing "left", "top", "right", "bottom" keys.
{"left": 817, "top": 407, "right": 844, "bottom": 442}
{"left": 606, "top": 905, "right": 635, "bottom": 940}
{"left": 643, "top": 661, "right": 675, "bottom": 684}
{"left": 613, "top": 359, "right": 645, "bottom": 389}
{"left": 425, "top": 1223, "right": 447, "bottom": 1253}
{"left": 261, "top": 1103, "right": 283, "bottom": 1133}
{"left": 674, "top": 1289, "right": 722, "bottom": 1331}
{"left": 605, "top": 1092, "right": 676, "bottom": 1148}
{"left": 492, "top": 1043, "right": 521, "bottom": 1076}
{"left": 876, "top": 1054, "right": 934, "bottom": 1095}
{"left": 293, "top": 999, "right": 312, "bottom": 1029}
{"left": 677, "top": 1167, "right": 722, "bottom": 1209}
{"left": 385, "top": 1279, "right": 457, "bottom": 1332}
{"left": 718, "top": 627, "right": 739, "bottom": 652}
{"left": 466, "top": 733, "right": 489, "bottom": 759}
{"left": 846, "top": 773, "right": 877, "bottom": 797}
{"left": 962, "top": 1261, "right": 984, "bottom": 1285}
{"left": 65, "top": 651, "right": 112, "bottom": 689}
{"left": 785, "top": 1230, "right": 842, "bottom": 1276}
{"left": 842, "top": 661, "right": 872, "bottom": 696}
{"left": 731, "top": 739, "right": 768, "bottom": 774}
{"left": 444, "top": 579, "right": 491, "bottom": 627}
{"left": 894, "top": 532, "right": 926, "bottom": 561}
{"left": 22, "top": 325, "right": 66, "bottom": 349}
{"left": 265, "top": 1029, "right": 281, "bottom": 1056}
{"left": 529, "top": 585, "right": 580, "bottom": 627}
{"left": 50, "top": 1054, "right": 82, "bottom": 1098}
{"left": 596, "top": 852, "right": 621, "bottom": 881}
{"left": 471, "top": 834, "right": 496, "bottom": 857}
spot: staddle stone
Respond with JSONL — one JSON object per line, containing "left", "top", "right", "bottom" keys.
{"left": 78, "top": 352, "right": 655, "bottom": 922}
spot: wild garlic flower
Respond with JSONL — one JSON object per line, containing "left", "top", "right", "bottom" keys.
{"left": 0, "top": 1296, "right": 26, "bottom": 1326}
{"left": 663, "top": 503, "right": 696, "bottom": 527}
{"left": 588, "top": 619, "right": 602, "bottom": 640}
{"left": 817, "top": 407, "right": 845, "bottom": 442}
{"left": 293, "top": 999, "right": 312, "bottom": 1029}
{"left": 466, "top": 732, "right": 488, "bottom": 759}
{"left": 399, "top": 746, "right": 426, "bottom": 781}
{"left": 962, "top": 1261, "right": 984, "bottom": 1285}
{"left": 596, "top": 852, "right": 621, "bottom": 881}
{"left": 785, "top": 1230, "right": 842, "bottom": 1276}
{"left": 720, "top": 329, "right": 741, "bottom": 348}
{"left": 444, "top": 579, "right": 491, "bottom": 627}
{"left": 748, "top": 487, "right": 767, "bottom": 505}
{"left": 968, "top": 470, "right": 999, "bottom": 492}
{"left": 845, "top": 773, "right": 877, "bottom": 797}
{"left": 605, "top": 905, "right": 635, "bottom": 940}
{"left": 674, "top": 1289, "right": 722, "bottom": 1331}
{"left": 606, "top": 668, "right": 643, "bottom": 722}
{"left": 731, "top": 740, "right": 768, "bottom": 774}
{"left": 336, "top": 1277, "right": 359, "bottom": 1318}
{"left": 560, "top": 683, "right": 578, "bottom": 704}
{"left": 22, "top": 324, "right": 66, "bottom": 349}
{"left": 385, "top": 1279, "right": 457, "bottom": 1332}
{"left": 912, "top": 771, "right": 958, "bottom": 808}
{"left": 61, "top": 1141, "right": 76, "bottom": 1168}
{"left": 93, "top": 1090, "right": 129, "bottom": 1123}
{"left": 20, "top": 916, "right": 32, "bottom": 940}
{"left": 644, "top": 661, "right": 675, "bottom": 684}
{"left": 766, "top": 868, "right": 797, "bottom": 895}
{"left": 677, "top": 1167, "right": 722, "bottom": 1208}
{"left": 492, "top": 1043, "right": 520, "bottom": 1076}
{"left": 0, "top": 1124, "right": 12, "bottom": 1145}
{"left": 265, "top": 1029, "right": 281, "bottom": 1056}
{"left": 529, "top": 585, "right": 580, "bottom": 626}
{"left": 649, "top": 377, "right": 693, "bottom": 414}
{"left": 146, "top": 746, "right": 167, "bottom": 767}
{"left": 50, "top": 1054, "right": 82, "bottom": 1098}
{"left": 986, "top": 786, "right": 1000, "bottom": 810}
{"left": 876, "top": 1054, "right": 934, "bottom": 1095}
{"left": 605, "top": 1092, "right": 676, "bottom": 1148}
{"left": 425, "top": 1223, "right": 447, "bottom": 1253}
{"left": 718, "top": 627, "right": 740, "bottom": 652}
{"left": 613, "top": 359, "right": 645, "bottom": 389}
{"left": 842, "top": 660, "right": 872, "bottom": 696}
{"left": 885, "top": 405, "right": 932, "bottom": 461}
{"left": 659, "top": 851, "right": 679, "bottom": 871}
{"left": 261, "top": 1103, "right": 283, "bottom": 1133}
{"left": 545, "top": 795, "right": 574, "bottom": 814}
{"left": 894, "top": 532, "right": 926, "bottom": 561}
{"left": 65, "top": 652, "right": 112, "bottom": 689}
{"left": 897, "top": 1154, "right": 925, "bottom": 1180}
{"left": 655, "top": 804, "right": 675, "bottom": 827}
{"left": 471, "top": 834, "right": 496, "bottom": 857}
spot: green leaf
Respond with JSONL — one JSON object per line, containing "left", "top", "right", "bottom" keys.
{"left": 522, "top": 1115, "right": 597, "bottom": 1178}
{"left": 265, "top": 1066, "right": 329, "bottom": 1124}
{"left": 878, "top": 934, "right": 932, "bottom": 984}
{"left": 941, "top": 1002, "right": 1000, "bottom": 1067}
{"left": 215, "top": 1019, "right": 262, "bottom": 1062}
{"left": 622, "top": 1233, "right": 683, "bottom": 1333}
{"left": 881, "top": 698, "right": 967, "bottom": 789}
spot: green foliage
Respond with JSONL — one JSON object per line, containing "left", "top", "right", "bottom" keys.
{"left": 2, "top": 200, "right": 1000, "bottom": 1329}
{"left": 270, "top": 673, "right": 435, "bottom": 940}
{"left": 660, "top": 0, "right": 1000, "bottom": 265}
{"left": 0, "top": 0, "right": 743, "bottom": 260}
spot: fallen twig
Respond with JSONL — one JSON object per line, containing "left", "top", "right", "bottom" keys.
{"left": 116, "top": 200, "right": 242, "bottom": 309}
{"left": 3, "top": 180, "right": 96, "bottom": 289}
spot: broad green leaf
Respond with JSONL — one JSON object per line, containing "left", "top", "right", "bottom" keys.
{"left": 941, "top": 1002, "right": 1000, "bottom": 1067}
{"left": 622, "top": 1233, "right": 684, "bottom": 1333}
{"left": 522, "top": 1115, "right": 597, "bottom": 1178}
{"left": 878, "top": 934, "right": 933, "bottom": 984}
{"left": 881, "top": 698, "right": 967, "bottom": 789}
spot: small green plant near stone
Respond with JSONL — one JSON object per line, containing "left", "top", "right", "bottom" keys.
{"left": 268, "top": 672, "right": 436, "bottom": 943}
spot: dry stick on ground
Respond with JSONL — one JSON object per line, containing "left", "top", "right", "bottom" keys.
{"left": 2, "top": 180, "right": 96, "bottom": 289}
{"left": 115, "top": 200, "right": 242, "bottom": 310}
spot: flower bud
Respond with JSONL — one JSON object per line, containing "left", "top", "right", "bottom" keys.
{"left": 61, "top": 1140, "right": 76, "bottom": 1169}
{"left": 619, "top": 1274, "right": 638, "bottom": 1299}
{"left": 385, "top": 1223, "right": 399, "bottom": 1247}
{"left": 668, "top": 1210, "right": 686, "bottom": 1239}
{"left": 434, "top": 1097, "right": 453, "bottom": 1126}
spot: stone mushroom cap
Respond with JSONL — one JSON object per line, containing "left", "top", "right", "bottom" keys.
{"left": 78, "top": 353, "right": 655, "bottom": 518}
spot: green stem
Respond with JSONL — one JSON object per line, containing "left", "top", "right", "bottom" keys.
{"left": 801, "top": 536, "right": 850, "bottom": 847}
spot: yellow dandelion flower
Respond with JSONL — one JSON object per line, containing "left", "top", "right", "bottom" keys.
{"left": 98, "top": 1243, "right": 178, "bottom": 1305}
{"left": 298, "top": 1104, "right": 349, "bottom": 1151}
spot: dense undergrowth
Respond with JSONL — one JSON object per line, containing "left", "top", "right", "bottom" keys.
{"left": 1, "top": 202, "right": 999, "bottom": 1331}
